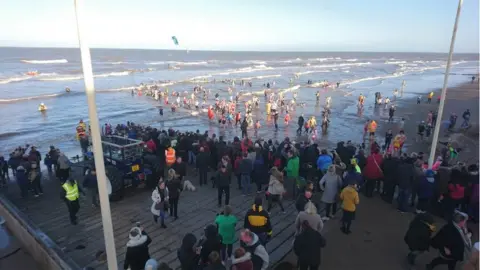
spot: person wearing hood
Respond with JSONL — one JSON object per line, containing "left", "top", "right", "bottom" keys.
{"left": 295, "top": 201, "right": 323, "bottom": 235}
{"left": 244, "top": 196, "right": 272, "bottom": 246}
{"left": 215, "top": 205, "right": 237, "bottom": 260}
{"left": 15, "top": 166, "right": 29, "bottom": 198}
{"left": 123, "top": 226, "right": 152, "bottom": 270}
{"left": 231, "top": 247, "right": 253, "bottom": 270}
{"left": 339, "top": 179, "right": 359, "bottom": 234}
{"left": 240, "top": 230, "right": 269, "bottom": 270}
{"left": 293, "top": 220, "right": 326, "bottom": 270}
{"left": 266, "top": 166, "right": 285, "bottom": 212}
{"left": 199, "top": 224, "right": 223, "bottom": 267}
{"left": 416, "top": 169, "right": 435, "bottom": 214}
{"left": 427, "top": 211, "right": 472, "bottom": 270}
{"left": 319, "top": 165, "right": 342, "bottom": 220}
{"left": 404, "top": 213, "right": 436, "bottom": 266}
{"left": 151, "top": 179, "right": 169, "bottom": 228}
{"left": 177, "top": 233, "right": 201, "bottom": 270}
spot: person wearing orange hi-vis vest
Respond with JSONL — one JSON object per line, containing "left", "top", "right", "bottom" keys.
{"left": 165, "top": 146, "right": 176, "bottom": 167}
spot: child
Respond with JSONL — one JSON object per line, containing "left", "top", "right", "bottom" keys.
{"left": 340, "top": 179, "right": 359, "bottom": 234}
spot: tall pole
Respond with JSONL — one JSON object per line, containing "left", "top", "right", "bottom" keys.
{"left": 73, "top": 0, "right": 118, "bottom": 269}
{"left": 428, "top": 0, "right": 463, "bottom": 168}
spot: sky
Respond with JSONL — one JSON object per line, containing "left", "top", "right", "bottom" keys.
{"left": 0, "top": 0, "right": 478, "bottom": 53}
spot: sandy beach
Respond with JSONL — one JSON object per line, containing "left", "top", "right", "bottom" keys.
{"left": 375, "top": 80, "right": 479, "bottom": 162}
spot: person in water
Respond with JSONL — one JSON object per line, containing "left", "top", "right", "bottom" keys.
{"left": 38, "top": 103, "right": 47, "bottom": 111}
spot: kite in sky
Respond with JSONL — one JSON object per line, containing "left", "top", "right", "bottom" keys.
{"left": 172, "top": 36, "right": 179, "bottom": 46}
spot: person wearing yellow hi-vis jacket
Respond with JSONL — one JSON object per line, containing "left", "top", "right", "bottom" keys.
{"left": 60, "top": 178, "right": 85, "bottom": 225}
{"left": 244, "top": 196, "right": 272, "bottom": 247}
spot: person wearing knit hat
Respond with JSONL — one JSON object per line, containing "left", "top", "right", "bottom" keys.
{"left": 124, "top": 227, "right": 152, "bottom": 270}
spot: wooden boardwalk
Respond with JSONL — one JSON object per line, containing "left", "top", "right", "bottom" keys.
{"left": 2, "top": 166, "right": 301, "bottom": 269}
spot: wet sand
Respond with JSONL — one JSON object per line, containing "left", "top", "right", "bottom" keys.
{"left": 375, "top": 80, "right": 479, "bottom": 161}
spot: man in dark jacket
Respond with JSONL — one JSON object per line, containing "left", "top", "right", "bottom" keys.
{"left": 16, "top": 166, "right": 29, "bottom": 198}
{"left": 216, "top": 165, "right": 231, "bottom": 207}
{"left": 239, "top": 153, "right": 253, "bottom": 195}
{"left": 294, "top": 220, "right": 326, "bottom": 270}
{"left": 427, "top": 211, "right": 471, "bottom": 270}
{"left": 396, "top": 157, "right": 415, "bottom": 213}
{"left": 83, "top": 167, "right": 99, "bottom": 207}
{"left": 177, "top": 233, "right": 200, "bottom": 270}
{"left": 196, "top": 147, "right": 210, "bottom": 186}
{"left": 124, "top": 227, "right": 152, "bottom": 270}
{"left": 167, "top": 176, "right": 182, "bottom": 219}
{"left": 404, "top": 213, "right": 436, "bottom": 266}
{"left": 172, "top": 157, "right": 187, "bottom": 181}
{"left": 381, "top": 154, "right": 398, "bottom": 203}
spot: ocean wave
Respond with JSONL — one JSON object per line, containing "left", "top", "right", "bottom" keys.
{"left": 308, "top": 58, "right": 334, "bottom": 62}
{"left": 0, "top": 92, "right": 72, "bottom": 103}
{"left": 146, "top": 61, "right": 166, "bottom": 65}
{"left": 310, "top": 62, "right": 371, "bottom": 69}
{"left": 346, "top": 59, "right": 358, "bottom": 62}
{"left": 39, "top": 71, "right": 131, "bottom": 81}
{"left": 110, "top": 61, "right": 126, "bottom": 65}
{"left": 239, "top": 74, "right": 282, "bottom": 81}
{"left": 215, "top": 65, "right": 274, "bottom": 76}
{"left": 21, "top": 59, "right": 68, "bottom": 64}
{"left": 0, "top": 72, "right": 58, "bottom": 85}
{"left": 295, "top": 70, "right": 330, "bottom": 76}
{"left": 385, "top": 61, "right": 407, "bottom": 65}
{"left": 172, "top": 61, "right": 208, "bottom": 66}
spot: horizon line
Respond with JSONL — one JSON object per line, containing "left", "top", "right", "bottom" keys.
{"left": 0, "top": 45, "right": 478, "bottom": 55}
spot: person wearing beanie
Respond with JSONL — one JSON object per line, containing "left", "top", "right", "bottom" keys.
{"left": 124, "top": 227, "right": 152, "bottom": 270}
{"left": 244, "top": 196, "right": 272, "bottom": 246}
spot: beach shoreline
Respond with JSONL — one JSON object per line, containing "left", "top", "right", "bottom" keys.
{"left": 375, "top": 80, "right": 479, "bottom": 161}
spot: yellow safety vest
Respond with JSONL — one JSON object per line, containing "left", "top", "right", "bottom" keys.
{"left": 62, "top": 182, "right": 79, "bottom": 201}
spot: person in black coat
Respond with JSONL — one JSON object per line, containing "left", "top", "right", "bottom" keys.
{"left": 293, "top": 220, "right": 326, "bottom": 270}
{"left": 167, "top": 174, "right": 183, "bottom": 219}
{"left": 177, "top": 233, "right": 200, "bottom": 270}
{"left": 198, "top": 225, "right": 223, "bottom": 267}
{"left": 381, "top": 154, "right": 398, "bottom": 203}
{"left": 396, "top": 156, "right": 415, "bottom": 212}
{"left": 124, "top": 227, "right": 152, "bottom": 270}
{"left": 196, "top": 147, "right": 210, "bottom": 186}
{"left": 427, "top": 211, "right": 472, "bottom": 270}
{"left": 172, "top": 157, "right": 187, "bottom": 181}
{"left": 404, "top": 213, "right": 436, "bottom": 266}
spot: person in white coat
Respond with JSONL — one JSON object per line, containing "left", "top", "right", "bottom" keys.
{"left": 319, "top": 165, "right": 342, "bottom": 221}
{"left": 151, "top": 179, "right": 169, "bottom": 228}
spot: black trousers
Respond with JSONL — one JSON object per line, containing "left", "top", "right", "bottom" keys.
{"left": 365, "top": 178, "right": 376, "bottom": 197}
{"left": 169, "top": 197, "right": 179, "bottom": 218}
{"left": 199, "top": 168, "right": 208, "bottom": 186}
{"left": 66, "top": 200, "right": 80, "bottom": 224}
{"left": 428, "top": 257, "right": 457, "bottom": 270}
{"left": 221, "top": 244, "right": 233, "bottom": 260}
{"left": 217, "top": 186, "right": 230, "bottom": 206}
{"left": 267, "top": 195, "right": 284, "bottom": 211}
{"left": 325, "top": 202, "right": 337, "bottom": 217}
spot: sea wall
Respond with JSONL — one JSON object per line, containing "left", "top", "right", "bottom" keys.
{"left": 0, "top": 194, "right": 81, "bottom": 270}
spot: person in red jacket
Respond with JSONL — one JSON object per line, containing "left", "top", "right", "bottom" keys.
{"left": 363, "top": 149, "right": 383, "bottom": 198}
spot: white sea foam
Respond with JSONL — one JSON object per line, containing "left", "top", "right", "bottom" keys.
{"left": 385, "top": 61, "right": 407, "bottom": 64}
{"left": 346, "top": 59, "right": 358, "bottom": 62}
{"left": 0, "top": 76, "right": 31, "bottom": 84}
{"left": 40, "top": 71, "right": 131, "bottom": 81}
{"left": 146, "top": 61, "right": 166, "bottom": 65}
{"left": 21, "top": 59, "right": 68, "bottom": 64}
{"left": 172, "top": 61, "right": 208, "bottom": 66}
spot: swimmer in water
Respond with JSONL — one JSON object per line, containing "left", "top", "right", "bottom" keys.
{"left": 325, "top": 96, "right": 332, "bottom": 108}
{"left": 65, "top": 87, "right": 71, "bottom": 93}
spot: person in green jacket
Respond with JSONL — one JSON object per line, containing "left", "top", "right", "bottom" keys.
{"left": 285, "top": 150, "right": 300, "bottom": 200}
{"left": 215, "top": 205, "right": 237, "bottom": 261}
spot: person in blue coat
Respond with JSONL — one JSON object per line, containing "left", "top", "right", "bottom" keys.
{"left": 415, "top": 169, "right": 435, "bottom": 214}
{"left": 316, "top": 149, "right": 333, "bottom": 179}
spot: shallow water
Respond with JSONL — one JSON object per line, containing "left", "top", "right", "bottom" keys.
{"left": 0, "top": 48, "right": 478, "bottom": 157}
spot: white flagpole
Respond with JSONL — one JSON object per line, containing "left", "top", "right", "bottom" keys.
{"left": 73, "top": 0, "right": 118, "bottom": 269}
{"left": 428, "top": 0, "right": 463, "bottom": 168}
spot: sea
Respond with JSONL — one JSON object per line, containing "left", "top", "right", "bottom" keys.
{"left": 0, "top": 47, "right": 478, "bottom": 158}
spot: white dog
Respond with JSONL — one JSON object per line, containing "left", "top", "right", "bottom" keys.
{"left": 183, "top": 180, "right": 196, "bottom": 191}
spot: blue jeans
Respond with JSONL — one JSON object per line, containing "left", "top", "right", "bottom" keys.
{"left": 241, "top": 174, "right": 251, "bottom": 195}
{"left": 397, "top": 188, "right": 410, "bottom": 212}
{"left": 188, "top": 151, "right": 196, "bottom": 165}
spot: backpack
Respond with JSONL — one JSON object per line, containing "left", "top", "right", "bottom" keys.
{"left": 241, "top": 241, "right": 263, "bottom": 270}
